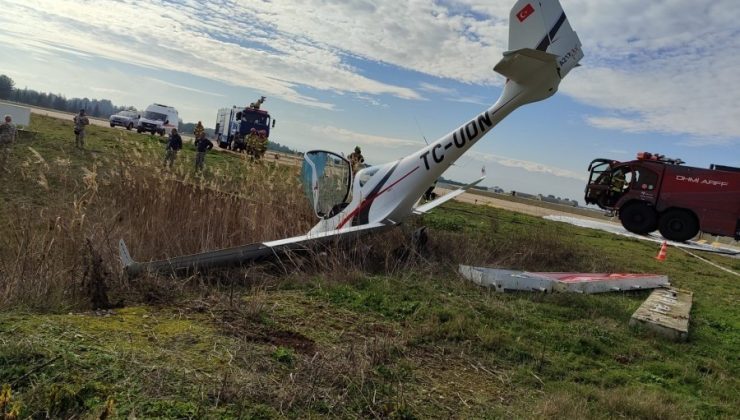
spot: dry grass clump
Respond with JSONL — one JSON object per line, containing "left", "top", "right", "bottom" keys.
{"left": 0, "top": 141, "right": 314, "bottom": 311}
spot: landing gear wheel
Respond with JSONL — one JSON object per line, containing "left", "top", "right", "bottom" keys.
{"left": 619, "top": 203, "right": 657, "bottom": 234}
{"left": 658, "top": 209, "right": 699, "bottom": 242}
{"left": 127, "top": 122, "right": 133, "bottom": 130}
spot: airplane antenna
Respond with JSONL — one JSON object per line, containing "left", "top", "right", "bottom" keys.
{"left": 413, "top": 116, "right": 429, "bottom": 145}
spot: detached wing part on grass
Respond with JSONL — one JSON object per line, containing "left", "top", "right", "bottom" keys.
{"left": 413, "top": 177, "right": 485, "bottom": 215}
{"left": 120, "top": 221, "right": 393, "bottom": 277}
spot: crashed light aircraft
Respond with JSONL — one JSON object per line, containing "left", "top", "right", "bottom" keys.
{"left": 120, "top": 0, "right": 584, "bottom": 276}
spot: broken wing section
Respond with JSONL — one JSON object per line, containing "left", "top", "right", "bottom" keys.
{"left": 120, "top": 221, "right": 392, "bottom": 277}
{"left": 413, "top": 177, "right": 485, "bottom": 215}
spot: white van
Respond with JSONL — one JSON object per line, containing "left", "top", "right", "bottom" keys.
{"left": 136, "top": 103, "right": 179, "bottom": 136}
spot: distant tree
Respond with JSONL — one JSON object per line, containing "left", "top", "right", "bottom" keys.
{"left": 0, "top": 75, "right": 14, "bottom": 99}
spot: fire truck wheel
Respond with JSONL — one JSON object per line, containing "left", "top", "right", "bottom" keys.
{"left": 658, "top": 209, "right": 699, "bottom": 242}
{"left": 619, "top": 202, "right": 658, "bottom": 234}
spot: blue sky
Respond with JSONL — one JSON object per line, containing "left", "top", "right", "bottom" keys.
{"left": 1, "top": 0, "right": 738, "bottom": 202}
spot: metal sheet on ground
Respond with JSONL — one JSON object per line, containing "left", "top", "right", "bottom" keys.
{"left": 459, "top": 266, "right": 669, "bottom": 293}
{"left": 543, "top": 215, "right": 739, "bottom": 256}
{"left": 459, "top": 266, "right": 553, "bottom": 292}
{"left": 630, "top": 287, "right": 692, "bottom": 341}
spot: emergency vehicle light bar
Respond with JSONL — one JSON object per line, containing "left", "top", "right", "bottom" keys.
{"left": 636, "top": 152, "right": 684, "bottom": 165}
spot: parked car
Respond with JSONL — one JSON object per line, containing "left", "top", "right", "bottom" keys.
{"left": 109, "top": 110, "right": 140, "bottom": 130}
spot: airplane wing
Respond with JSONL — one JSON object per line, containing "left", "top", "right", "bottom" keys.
{"left": 120, "top": 221, "right": 393, "bottom": 277}
{"left": 413, "top": 176, "right": 485, "bottom": 215}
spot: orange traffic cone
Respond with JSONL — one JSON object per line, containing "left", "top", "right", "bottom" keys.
{"left": 655, "top": 241, "right": 668, "bottom": 261}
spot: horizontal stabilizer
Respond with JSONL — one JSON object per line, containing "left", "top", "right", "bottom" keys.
{"left": 413, "top": 176, "right": 485, "bottom": 215}
{"left": 493, "top": 48, "right": 558, "bottom": 84}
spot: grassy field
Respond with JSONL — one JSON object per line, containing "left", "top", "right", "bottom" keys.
{"left": 0, "top": 115, "right": 738, "bottom": 419}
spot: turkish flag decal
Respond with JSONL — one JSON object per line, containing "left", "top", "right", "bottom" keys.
{"left": 516, "top": 3, "right": 535, "bottom": 22}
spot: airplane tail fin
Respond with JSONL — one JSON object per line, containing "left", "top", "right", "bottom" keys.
{"left": 504, "top": 0, "right": 583, "bottom": 79}
{"left": 492, "top": 0, "right": 582, "bottom": 103}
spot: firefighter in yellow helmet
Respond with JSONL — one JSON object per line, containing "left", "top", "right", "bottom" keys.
{"left": 256, "top": 130, "right": 268, "bottom": 160}
{"left": 246, "top": 128, "right": 258, "bottom": 160}
{"left": 611, "top": 170, "right": 627, "bottom": 193}
{"left": 349, "top": 146, "right": 364, "bottom": 174}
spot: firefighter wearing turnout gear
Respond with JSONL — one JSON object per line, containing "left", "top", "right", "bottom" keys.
{"left": 256, "top": 130, "right": 268, "bottom": 160}
{"left": 349, "top": 146, "right": 364, "bottom": 174}
{"left": 0, "top": 115, "right": 17, "bottom": 171}
{"left": 193, "top": 121, "right": 205, "bottom": 141}
{"left": 73, "top": 109, "right": 90, "bottom": 149}
{"left": 246, "top": 128, "right": 259, "bottom": 160}
{"left": 611, "top": 170, "right": 627, "bottom": 193}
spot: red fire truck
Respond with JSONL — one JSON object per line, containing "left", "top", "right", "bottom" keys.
{"left": 585, "top": 152, "right": 740, "bottom": 241}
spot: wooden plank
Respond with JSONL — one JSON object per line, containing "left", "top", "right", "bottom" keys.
{"left": 630, "top": 287, "right": 693, "bottom": 341}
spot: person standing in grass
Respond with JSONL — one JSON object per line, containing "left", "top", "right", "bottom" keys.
{"left": 0, "top": 115, "right": 16, "bottom": 170}
{"left": 73, "top": 109, "right": 90, "bottom": 149}
{"left": 193, "top": 121, "right": 205, "bottom": 141}
{"left": 194, "top": 132, "right": 213, "bottom": 171}
{"left": 164, "top": 128, "right": 183, "bottom": 168}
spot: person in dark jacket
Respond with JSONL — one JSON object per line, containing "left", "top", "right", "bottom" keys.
{"left": 164, "top": 128, "right": 183, "bottom": 168}
{"left": 194, "top": 133, "right": 213, "bottom": 171}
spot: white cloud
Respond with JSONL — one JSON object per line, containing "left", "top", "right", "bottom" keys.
{"left": 2, "top": 0, "right": 739, "bottom": 144}
{"left": 468, "top": 151, "right": 586, "bottom": 180}
{"left": 145, "top": 78, "right": 226, "bottom": 97}
{"left": 308, "top": 124, "right": 424, "bottom": 149}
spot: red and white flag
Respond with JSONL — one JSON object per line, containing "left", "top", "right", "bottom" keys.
{"left": 516, "top": 3, "right": 535, "bottom": 22}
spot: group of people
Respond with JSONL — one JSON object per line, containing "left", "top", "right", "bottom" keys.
{"left": 225, "top": 128, "right": 268, "bottom": 161}
{"left": 163, "top": 123, "right": 213, "bottom": 172}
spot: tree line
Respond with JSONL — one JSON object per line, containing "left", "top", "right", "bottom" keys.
{"left": 0, "top": 74, "right": 135, "bottom": 119}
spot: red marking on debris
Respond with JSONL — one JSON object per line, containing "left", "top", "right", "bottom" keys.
{"left": 531, "top": 273, "right": 662, "bottom": 283}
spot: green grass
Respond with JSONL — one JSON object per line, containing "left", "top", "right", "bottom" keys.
{"left": 0, "top": 115, "right": 738, "bottom": 418}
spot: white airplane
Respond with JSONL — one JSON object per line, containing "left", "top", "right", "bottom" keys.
{"left": 120, "top": 0, "right": 583, "bottom": 276}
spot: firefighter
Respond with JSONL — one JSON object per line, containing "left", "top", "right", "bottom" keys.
{"left": 246, "top": 128, "right": 258, "bottom": 159}
{"left": 256, "top": 130, "right": 268, "bottom": 160}
{"left": 611, "top": 170, "right": 627, "bottom": 193}
{"left": 193, "top": 121, "right": 205, "bottom": 141}
{"left": 349, "top": 146, "right": 364, "bottom": 174}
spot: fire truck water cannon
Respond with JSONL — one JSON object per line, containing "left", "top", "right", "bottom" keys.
{"left": 585, "top": 152, "right": 740, "bottom": 242}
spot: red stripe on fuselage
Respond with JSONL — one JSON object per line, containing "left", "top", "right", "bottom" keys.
{"left": 336, "top": 166, "right": 420, "bottom": 229}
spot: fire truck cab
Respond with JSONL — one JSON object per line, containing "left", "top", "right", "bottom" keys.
{"left": 585, "top": 152, "right": 740, "bottom": 242}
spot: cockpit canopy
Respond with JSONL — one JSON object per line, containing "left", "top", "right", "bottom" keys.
{"left": 301, "top": 150, "right": 352, "bottom": 218}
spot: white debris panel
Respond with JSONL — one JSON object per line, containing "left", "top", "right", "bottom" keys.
{"left": 459, "top": 265, "right": 669, "bottom": 293}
